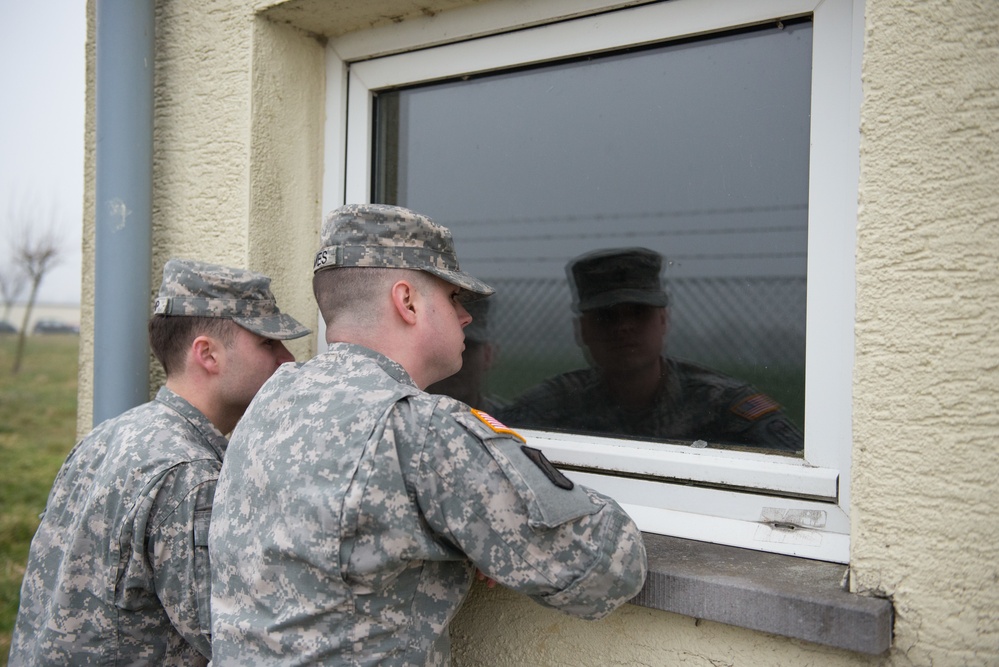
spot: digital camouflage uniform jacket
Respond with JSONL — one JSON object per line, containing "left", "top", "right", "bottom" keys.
{"left": 209, "top": 344, "right": 647, "bottom": 666}
{"left": 500, "top": 357, "right": 803, "bottom": 451}
{"left": 9, "top": 387, "right": 224, "bottom": 666}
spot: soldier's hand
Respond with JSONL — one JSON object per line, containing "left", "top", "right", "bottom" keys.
{"left": 476, "top": 569, "right": 497, "bottom": 589}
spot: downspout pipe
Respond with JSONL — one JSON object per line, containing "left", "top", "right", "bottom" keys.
{"left": 92, "top": 0, "right": 155, "bottom": 426}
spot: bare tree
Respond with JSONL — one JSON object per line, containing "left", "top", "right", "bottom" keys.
{"left": 9, "top": 204, "right": 63, "bottom": 374}
{"left": 0, "top": 263, "right": 26, "bottom": 323}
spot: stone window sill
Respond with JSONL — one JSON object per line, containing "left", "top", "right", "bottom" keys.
{"left": 631, "top": 533, "right": 893, "bottom": 655}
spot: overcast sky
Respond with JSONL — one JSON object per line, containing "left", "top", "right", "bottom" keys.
{"left": 0, "top": 1, "right": 86, "bottom": 305}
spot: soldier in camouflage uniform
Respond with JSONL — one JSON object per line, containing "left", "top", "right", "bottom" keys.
{"left": 209, "top": 204, "right": 647, "bottom": 666}
{"left": 9, "top": 259, "right": 309, "bottom": 666}
{"left": 426, "top": 297, "right": 506, "bottom": 413}
{"left": 500, "top": 247, "right": 803, "bottom": 452}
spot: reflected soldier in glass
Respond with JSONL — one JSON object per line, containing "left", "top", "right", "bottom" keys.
{"left": 500, "top": 247, "right": 803, "bottom": 452}
{"left": 426, "top": 297, "right": 505, "bottom": 413}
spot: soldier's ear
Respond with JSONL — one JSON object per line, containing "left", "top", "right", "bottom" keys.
{"left": 190, "top": 335, "right": 222, "bottom": 375}
{"left": 390, "top": 279, "right": 419, "bottom": 325}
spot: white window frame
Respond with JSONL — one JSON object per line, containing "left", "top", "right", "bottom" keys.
{"left": 322, "top": 0, "right": 863, "bottom": 563}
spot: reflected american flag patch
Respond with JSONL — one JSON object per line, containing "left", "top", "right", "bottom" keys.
{"left": 730, "top": 393, "right": 781, "bottom": 421}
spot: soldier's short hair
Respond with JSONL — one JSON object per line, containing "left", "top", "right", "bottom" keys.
{"left": 313, "top": 266, "right": 398, "bottom": 327}
{"left": 148, "top": 315, "right": 237, "bottom": 376}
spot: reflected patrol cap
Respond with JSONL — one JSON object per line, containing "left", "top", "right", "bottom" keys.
{"left": 313, "top": 203, "right": 495, "bottom": 300}
{"left": 568, "top": 247, "right": 669, "bottom": 313}
{"left": 153, "top": 258, "right": 311, "bottom": 340}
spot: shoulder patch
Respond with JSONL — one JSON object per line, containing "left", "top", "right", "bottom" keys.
{"left": 471, "top": 409, "right": 526, "bottom": 443}
{"left": 731, "top": 393, "right": 781, "bottom": 421}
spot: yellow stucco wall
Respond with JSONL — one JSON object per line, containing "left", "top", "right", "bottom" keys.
{"left": 78, "top": 0, "right": 325, "bottom": 433}
{"left": 451, "top": 583, "right": 881, "bottom": 666}
{"left": 849, "top": 0, "right": 999, "bottom": 663}
{"left": 78, "top": 0, "right": 999, "bottom": 664}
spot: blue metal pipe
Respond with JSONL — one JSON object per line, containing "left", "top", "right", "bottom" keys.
{"left": 93, "top": 0, "right": 154, "bottom": 426}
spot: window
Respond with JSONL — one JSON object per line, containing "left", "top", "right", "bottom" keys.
{"left": 324, "top": 0, "right": 862, "bottom": 563}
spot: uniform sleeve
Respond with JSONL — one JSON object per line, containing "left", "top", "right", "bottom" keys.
{"left": 414, "top": 403, "right": 647, "bottom": 620}
{"left": 144, "top": 467, "right": 217, "bottom": 660}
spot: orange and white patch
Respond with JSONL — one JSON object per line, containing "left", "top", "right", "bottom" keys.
{"left": 471, "top": 409, "right": 526, "bottom": 443}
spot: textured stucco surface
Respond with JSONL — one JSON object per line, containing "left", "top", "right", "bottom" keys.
{"left": 850, "top": 0, "right": 999, "bottom": 664}
{"left": 452, "top": 583, "right": 876, "bottom": 666}
{"left": 80, "top": 0, "right": 324, "bottom": 431}
{"left": 78, "top": 0, "right": 999, "bottom": 664}
{"left": 244, "top": 16, "right": 324, "bottom": 361}
{"left": 256, "top": 0, "right": 492, "bottom": 38}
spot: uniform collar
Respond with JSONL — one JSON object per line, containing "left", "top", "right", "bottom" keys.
{"left": 325, "top": 342, "right": 419, "bottom": 389}
{"left": 154, "top": 386, "right": 229, "bottom": 458}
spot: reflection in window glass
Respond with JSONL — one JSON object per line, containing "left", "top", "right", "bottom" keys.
{"left": 374, "top": 20, "right": 812, "bottom": 454}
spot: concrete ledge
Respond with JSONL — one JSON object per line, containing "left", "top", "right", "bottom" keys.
{"left": 631, "top": 533, "right": 893, "bottom": 655}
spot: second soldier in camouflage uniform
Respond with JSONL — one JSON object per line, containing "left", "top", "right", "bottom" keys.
{"left": 209, "top": 204, "right": 647, "bottom": 666}
{"left": 9, "top": 259, "right": 309, "bottom": 666}
{"left": 500, "top": 247, "right": 803, "bottom": 451}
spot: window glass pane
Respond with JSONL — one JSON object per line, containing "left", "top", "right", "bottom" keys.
{"left": 373, "top": 20, "right": 812, "bottom": 455}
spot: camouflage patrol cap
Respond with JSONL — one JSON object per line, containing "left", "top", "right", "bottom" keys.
{"left": 153, "top": 258, "right": 311, "bottom": 340}
{"left": 313, "top": 204, "right": 494, "bottom": 299}
{"left": 568, "top": 247, "right": 669, "bottom": 313}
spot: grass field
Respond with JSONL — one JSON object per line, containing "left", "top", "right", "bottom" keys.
{"left": 0, "top": 334, "right": 79, "bottom": 664}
